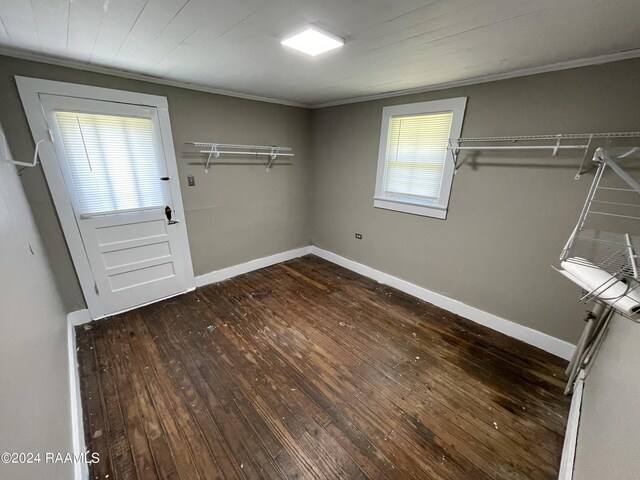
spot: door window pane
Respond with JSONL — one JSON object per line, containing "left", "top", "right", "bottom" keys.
{"left": 55, "top": 111, "right": 164, "bottom": 215}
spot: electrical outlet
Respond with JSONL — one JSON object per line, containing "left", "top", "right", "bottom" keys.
{"left": 187, "top": 175, "right": 195, "bottom": 186}
{"left": 355, "top": 233, "right": 362, "bottom": 239}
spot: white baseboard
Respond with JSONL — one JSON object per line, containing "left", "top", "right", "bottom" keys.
{"left": 310, "top": 246, "right": 576, "bottom": 360}
{"left": 68, "top": 309, "right": 92, "bottom": 326}
{"left": 195, "top": 246, "right": 312, "bottom": 287}
{"left": 70, "top": 247, "right": 314, "bottom": 325}
{"left": 67, "top": 310, "right": 90, "bottom": 480}
{"left": 193, "top": 244, "right": 574, "bottom": 359}
{"left": 558, "top": 370, "right": 585, "bottom": 480}
{"left": 80, "top": 244, "right": 574, "bottom": 359}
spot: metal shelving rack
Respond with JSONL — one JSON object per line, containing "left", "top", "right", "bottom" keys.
{"left": 557, "top": 146, "right": 640, "bottom": 393}
{"left": 559, "top": 146, "right": 640, "bottom": 313}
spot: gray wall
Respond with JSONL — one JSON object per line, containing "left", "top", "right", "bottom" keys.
{"left": 0, "top": 159, "right": 72, "bottom": 480}
{"left": 573, "top": 313, "right": 640, "bottom": 479}
{"left": 0, "top": 55, "right": 312, "bottom": 311}
{"left": 3, "top": 53, "right": 640, "bottom": 344}
{"left": 310, "top": 58, "right": 640, "bottom": 344}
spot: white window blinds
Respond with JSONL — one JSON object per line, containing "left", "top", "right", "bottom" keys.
{"left": 55, "top": 111, "right": 164, "bottom": 215}
{"left": 384, "top": 112, "right": 453, "bottom": 200}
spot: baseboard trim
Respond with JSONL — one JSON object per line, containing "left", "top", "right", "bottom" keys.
{"left": 195, "top": 246, "right": 312, "bottom": 287}
{"left": 310, "top": 246, "right": 576, "bottom": 360}
{"left": 68, "top": 309, "right": 92, "bottom": 326}
{"left": 558, "top": 370, "right": 585, "bottom": 480}
{"left": 80, "top": 244, "right": 574, "bottom": 359}
{"left": 67, "top": 310, "right": 90, "bottom": 480}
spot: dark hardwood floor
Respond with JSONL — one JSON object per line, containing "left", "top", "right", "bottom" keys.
{"left": 77, "top": 255, "right": 569, "bottom": 480}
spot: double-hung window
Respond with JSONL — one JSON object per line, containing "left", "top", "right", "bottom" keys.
{"left": 374, "top": 97, "right": 467, "bottom": 219}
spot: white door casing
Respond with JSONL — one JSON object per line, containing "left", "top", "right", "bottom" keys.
{"left": 17, "top": 77, "right": 195, "bottom": 319}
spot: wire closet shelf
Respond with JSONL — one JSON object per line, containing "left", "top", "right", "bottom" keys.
{"left": 186, "top": 142, "right": 294, "bottom": 172}
{"left": 559, "top": 146, "right": 640, "bottom": 321}
{"left": 449, "top": 132, "right": 640, "bottom": 179}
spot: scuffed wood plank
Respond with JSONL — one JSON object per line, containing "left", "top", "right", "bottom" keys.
{"left": 76, "top": 325, "right": 117, "bottom": 479}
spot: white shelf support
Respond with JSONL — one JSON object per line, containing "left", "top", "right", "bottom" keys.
{"left": 0, "top": 123, "right": 44, "bottom": 168}
{"left": 204, "top": 144, "right": 220, "bottom": 173}
{"left": 552, "top": 135, "right": 562, "bottom": 156}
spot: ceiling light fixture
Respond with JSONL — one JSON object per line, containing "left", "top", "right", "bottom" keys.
{"left": 281, "top": 25, "right": 344, "bottom": 57}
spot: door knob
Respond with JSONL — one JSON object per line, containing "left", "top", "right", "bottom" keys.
{"left": 165, "top": 206, "right": 179, "bottom": 225}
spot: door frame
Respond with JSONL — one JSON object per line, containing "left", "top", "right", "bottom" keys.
{"left": 16, "top": 76, "right": 195, "bottom": 319}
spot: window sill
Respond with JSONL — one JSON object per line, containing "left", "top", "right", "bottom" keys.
{"left": 373, "top": 197, "right": 447, "bottom": 219}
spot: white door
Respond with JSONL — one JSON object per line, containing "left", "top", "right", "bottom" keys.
{"left": 29, "top": 89, "right": 194, "bottom": 318}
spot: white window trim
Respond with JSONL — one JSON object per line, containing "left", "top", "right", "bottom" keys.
{"left": 374, "top": 97, "right": 467, "bottom": 219}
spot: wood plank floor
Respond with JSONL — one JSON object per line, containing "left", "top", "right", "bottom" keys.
{"left": 77, "top": 255, "right": 570, "bottom": 480}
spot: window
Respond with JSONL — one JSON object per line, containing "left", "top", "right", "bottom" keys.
{"left": 374, "top": 97, "right": 467, "bottom": 219}
{"left": 55, "top": 111, "right": 164, "bottom": 215}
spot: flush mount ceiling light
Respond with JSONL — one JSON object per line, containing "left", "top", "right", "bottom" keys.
{"left": 281, "top": 25, "right": 344, "bottom": 57}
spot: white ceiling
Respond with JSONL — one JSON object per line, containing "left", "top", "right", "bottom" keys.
{"left": 0, "top": 0, "right": 639, "bottom": 107}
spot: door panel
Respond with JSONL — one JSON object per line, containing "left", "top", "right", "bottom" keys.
{"left": 109, "top": 263, "right": 175, "bottom": 291}
{"left": 95, "top": 216, "right": 168, "bottom": 245}
{"left": 102, "top": 241, "right": 171, "bottom": 269}
{"left": 80, "top": 208, "right": 187, "bottom": 311}
{"left": 39, "top": 94, "right": 193, "bottom": 317}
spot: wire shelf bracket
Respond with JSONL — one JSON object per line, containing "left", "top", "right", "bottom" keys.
{"left": 0, "top": 122, "right": 44, "bottom": 169}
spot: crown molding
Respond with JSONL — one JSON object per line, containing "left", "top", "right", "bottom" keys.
{"left": 2, "top": 45, "right": 640, "bottom": 111}
{"left": 309, "top": 48, "right": 640, "bottom": 109}
{"left": 0, "top": 46, "right": 307, "bottom": 108}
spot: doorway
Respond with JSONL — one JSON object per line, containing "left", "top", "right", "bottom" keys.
{"left": 17, "top": 77, "right": 194, "bottom": 319}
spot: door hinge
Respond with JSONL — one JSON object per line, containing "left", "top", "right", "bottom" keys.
{"left": 94, "top": 283, "right": 99, "bottom": 295}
